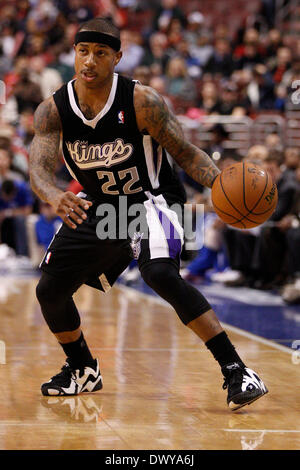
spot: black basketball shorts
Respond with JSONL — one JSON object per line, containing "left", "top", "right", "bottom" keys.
{"left": 40, "top": 192, "right": 184, "bottom": 292}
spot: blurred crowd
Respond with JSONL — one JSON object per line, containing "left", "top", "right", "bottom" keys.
{"left": 0, "top": 0, "right": 299, "bottom": 303}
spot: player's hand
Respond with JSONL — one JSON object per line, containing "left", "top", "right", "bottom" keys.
{"left": 51, "top": 191, "right": 93, "bottom": 229}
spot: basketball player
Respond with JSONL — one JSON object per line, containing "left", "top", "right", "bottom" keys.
{"left": 29, "top": 18, "right": 267, "bottom": 410}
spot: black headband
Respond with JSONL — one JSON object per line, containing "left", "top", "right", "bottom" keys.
{"left": 74, "top": 31, "right": 121, "bottom": 51}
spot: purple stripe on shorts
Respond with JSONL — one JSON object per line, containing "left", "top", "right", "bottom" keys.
{"left": 156, "top": 206, "right": 182, "bottom": 259}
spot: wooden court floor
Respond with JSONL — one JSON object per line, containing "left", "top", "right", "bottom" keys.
{"left": 0, "top": 276, "right": 299, "bottom": 450}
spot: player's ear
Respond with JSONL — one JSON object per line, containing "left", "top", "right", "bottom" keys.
{"left": 115, "top": 51, "right": 122, "bottom": 66}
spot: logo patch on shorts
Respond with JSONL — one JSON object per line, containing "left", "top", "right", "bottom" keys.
{"left": 130, "top": 232, "right": 143, "bottom": 260}
{"left": 45, "top": 252, "right": 52, "bottom": 264}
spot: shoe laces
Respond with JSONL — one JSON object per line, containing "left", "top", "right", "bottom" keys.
{"left": 51, "top": 362, "right": 84, "bottom": 385}
{"left": 222, "top": 366, "right": 244, "bottom": 390}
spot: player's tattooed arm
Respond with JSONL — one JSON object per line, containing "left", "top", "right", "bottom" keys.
{"left": 29, "top": 97, "right": 92, "bottom": 229}
{"left": 29, "top": 97, "right": 63, "bottom": 204}
{"left": 134, "top": 85, "right": 220, "bottom": 188}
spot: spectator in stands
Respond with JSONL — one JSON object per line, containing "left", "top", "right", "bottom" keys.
{"left": 93, "top": 0, "right": 129, "bottom": 29}
{"left": 58, "top": 0, "right": 94, "bottom": 25}
{"left": 0, "top": 44, "right": 12, "bottom": 80}
{"left": 165, "top": 56, "right": 197, "bottom": 102}
{"left": 184, "top": 11, "right": 206, "bottom": 46}
{"left": 48, "top": 43, "right": 75, "bottom": 83}
{"left": 271, "top": 46, "right": 292, "bottom": 84}
{"left": 221, "top": 151, "right": 298, "bottom": 289}
{"left": 26, "top": 0, "right": 59, "bottom": 37}
{"left": 284, "top": 147, "right": 300, "bottom": 172}
{"left": 115, "top": 30, "right": 144, "bottom": 76}
{"left": 0, "top": 6, "right": 17, "bottom": 59}
{"left": 260, "top": 0, "right": 276, "bottom": 29}
{"left": 182, "top": 213, "right": 228, "bottom": 282}
{"left": 133, "top": 66, "right": 151, "bottom": 86}
{"left": 22, "top": 34, "right": 51, "bottom": 61}
{"left": 30, "top": 56, "right": 63, "bottom": 100}
{"left": 0, "top": 147, "right": 24, "bottom": 183}
{"left": 140, "top": 32, "right": 170, "bottom": 73}
{"left": 12, "top": 58, "right": 43, "bottom": 113}
{"left": 245, "top": 144, "right": 269, "bottom": 163}
{"left": 265, "top": 29, "right": 283, "bottom": 62}
{"left": 282, "top": 55, "right": 300, "bottom": 88}
{"left": 280, "top": 161, "right": 300, "bottom": 304}
{"left": 50, "top": 26, "right": 76, "bottom": 73}
{"left": 189, "top": 31, "right": 214, "bottom": 70}
{"left": 35, "top": 202, "right": 61, "bottom": 251}
{"left": 221, "top": 225, "right": 260, "bottom": 288}
{"left": 218, "top": 81, "right": 241, "bottom": 115}
{"left": 235, "top": 44, "right": 264, "bottom": 71}
{"left": 274, "top": 83, "right": 287, "bottom": 112}
{"left": 149, "top": 76, "right": 174, "bottom": 111}
{"left": 0, "top": 125, "right": 29, "bottom": 178}
{"left": 251, "top": 155, "right": 298, "bottom": 288}
{"left": 166, "top": 17, "right": 184, "bottom": 49}
{"left": 198, "top": 81, "right": 221, "bottom": 114}
{"left": 175, "top": 38, "right": 202, "bottom": 78}
{"left": 204, "top": 39, "right": 235, "bottom": 78}
{"left": 247, "top": 64, "right": 275, "bottom": 110}
{"left": 152, "top": 0, "right": 186, "bottom": 33}
{"left": 17, "top": 109, "right": 35, "bottom": 152}
{"left": 234, "top": 28, "right": 265, "bottom": 63}
{"left": 0, "top": 178, "right": 33, "bottom": 256}
{"left": 265, "top": 132, "right": 283, "bottom": 152}
{"left": 206, "top": 124, "right": 229, "bottom": 158}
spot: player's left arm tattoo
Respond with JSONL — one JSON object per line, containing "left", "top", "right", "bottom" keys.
{"left": 134, "top": 85, "right": 220, "bottom": 188}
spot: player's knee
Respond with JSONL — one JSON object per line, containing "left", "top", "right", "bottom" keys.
{"left": 141, "top": 261, "right": 177, "bottom": 291}
{"left": 36, "top": 273, "right": 62, "bottom": 307}
{"left": 140, "top": 260, "right": 212, "bottom": 325}
{"left": 36, "top": 273, "right": 81, "bottom": 333}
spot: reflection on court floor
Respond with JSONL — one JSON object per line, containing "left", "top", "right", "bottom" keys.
{"left": 0, "top": 275, "right": 299, "bottom": 450}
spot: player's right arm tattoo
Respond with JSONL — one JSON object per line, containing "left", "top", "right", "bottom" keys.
{"left": 134, "top": 85, "right": 220, "bottom": 188}
{"left": 29, "top": 97, "right": 63, "bottom": 204}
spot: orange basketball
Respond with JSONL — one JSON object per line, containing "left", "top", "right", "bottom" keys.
{"left": 211, "top": 161, "right": 278, "bottom": 229}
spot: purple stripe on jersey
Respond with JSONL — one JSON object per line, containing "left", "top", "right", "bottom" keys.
{"left": 157, "top": 207, "right": 182, "bottom": 259}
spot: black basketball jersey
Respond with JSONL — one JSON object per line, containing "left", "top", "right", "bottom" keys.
{"left": 53, "top": 73, "right": 186, "bottom": 208}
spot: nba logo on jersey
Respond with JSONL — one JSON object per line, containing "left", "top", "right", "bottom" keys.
{"left": 118, "top": 110, "right": 125, "bottom": 124}
{"left": 45, "top": 252, "right": 52, "bottom": 264}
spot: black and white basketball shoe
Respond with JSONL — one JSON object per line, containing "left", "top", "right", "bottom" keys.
{"left": 41, "top": 359, "right": 103, "bottom": 396}
{"left": 222, "top": 362, "right": 268, "bottom": 411}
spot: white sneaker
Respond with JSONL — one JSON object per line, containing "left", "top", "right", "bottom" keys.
{"left": 211, "top": 269, "right": 243, "bottom": 283}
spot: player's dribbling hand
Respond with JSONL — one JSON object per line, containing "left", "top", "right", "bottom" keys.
{"left": 52, "top": 191, "right": 93, "bottom": 229}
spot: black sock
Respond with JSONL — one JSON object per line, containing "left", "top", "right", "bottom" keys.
{"left": 59, "top": 332, "right": 94, "bottom": 368}
{"left": 205, "top": 331, "right": 245, "bottom": 369}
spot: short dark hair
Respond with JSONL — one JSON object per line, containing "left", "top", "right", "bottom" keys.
{"left": 78, "top": 17, "right": 120, "bottom": 40}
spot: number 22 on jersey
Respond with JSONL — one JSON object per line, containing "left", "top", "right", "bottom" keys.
{"left": 97, "top": 166, "right": 142, "bottom": 195}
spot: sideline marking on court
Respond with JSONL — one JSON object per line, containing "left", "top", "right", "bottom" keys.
{"left": 0, "top": 422, "right": 299, "bottom": 433}
{"left": 223, "top": 429, "right": 300, "bottom": 433}
{"left": 116, "top": 285, "right": 292, "bottom": 354}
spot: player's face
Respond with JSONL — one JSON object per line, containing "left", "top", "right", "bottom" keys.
{"left": 74, "top": 42, "right": 122, "bottom": 87}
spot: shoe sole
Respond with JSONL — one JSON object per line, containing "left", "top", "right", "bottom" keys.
{"left": 229, "top": 389, "right": 268, "bottom": 411}
{"left": 41, "top": 378, "right": 103, "bottom": 396}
